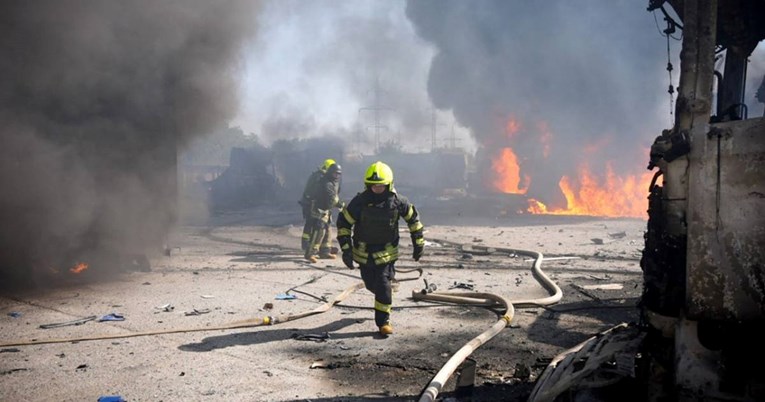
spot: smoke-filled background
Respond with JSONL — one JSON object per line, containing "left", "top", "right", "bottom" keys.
{"left": 0, "top": 1, "right": 259, "bottom": 285}
{"left": 2, "top": 1, "right": 763, "bottom": 285}
{"left": 230, "top": 0, "right": 762, "bottom": 212}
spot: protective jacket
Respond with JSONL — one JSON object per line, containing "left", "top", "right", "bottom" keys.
{"left": 299, "top": 169, "right": 324, "bottom": 215}
{"left": 337, "top": 189, "right": 424, "bottom": 266}
{"left": 310, "top": 174, "right": 343, "bottom": 222}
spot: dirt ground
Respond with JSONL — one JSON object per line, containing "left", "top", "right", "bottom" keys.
{"left": 0, "top": 201, "right": 646, "bottom": 402}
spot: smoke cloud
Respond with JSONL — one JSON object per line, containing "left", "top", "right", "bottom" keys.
{"left": 0, "top": 1, "right": 259, "bottom": 286}
{"left": 235, "top": 0, "right": 453, "bottom": 151}
{"left": 406, "top": 1, "right": 672, "bottom": 205}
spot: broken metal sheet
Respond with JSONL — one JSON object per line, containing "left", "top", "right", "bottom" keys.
{"left": 527, "top": 323, "right": 645, "bottom": 402}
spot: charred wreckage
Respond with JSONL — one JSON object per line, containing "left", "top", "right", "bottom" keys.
{"left": 530, "top": 1, "right": 765, "bottom": 401}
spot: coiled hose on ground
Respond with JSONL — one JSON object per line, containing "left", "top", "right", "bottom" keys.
{"left": 415, "top": 239, "right": 562, "bottom": 402}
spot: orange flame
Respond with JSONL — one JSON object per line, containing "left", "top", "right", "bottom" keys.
{"left": 491, "top": 147, "right": 529, "bottom": 194}
{"left": 526, "top": 163, "right": 653, "bottom": 218}
{"left": 70, "top": 262, "right": 89, "bottom": 274}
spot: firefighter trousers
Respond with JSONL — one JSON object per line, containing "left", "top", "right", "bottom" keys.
{"left": 359, "top": 261, "right": 396, "bottom": 327}
{"left": 304, "top": 218, "right": 333, "bottom": 257}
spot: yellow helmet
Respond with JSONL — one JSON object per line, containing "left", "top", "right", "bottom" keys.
{"left": 364, "top": 161, "right": 393, "bottom": 186}
{"left": 320, "top": 158, "right": 336, "bottom": 173}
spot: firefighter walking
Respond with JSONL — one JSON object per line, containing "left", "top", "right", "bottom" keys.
{"left": 336, "top": 161, "right": 424, "bottom": 336}
{"left": 304, "top": 161, "right": 344, "bottom": 263}
{"left": 299, "top": 159, "right": 337, "bottom": 251}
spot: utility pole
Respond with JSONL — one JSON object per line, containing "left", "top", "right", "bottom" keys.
{"left": 430, "top": 107, "right": 446, "bottom": 151}
{"left": 358, "top": 77, "right": 392, "bottom": 154}
{"left": 448, "top": 122, "right": 462, "bottom": 149}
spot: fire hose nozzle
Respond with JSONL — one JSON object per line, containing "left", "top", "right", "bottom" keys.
{"left": 420, "top": 279, "right": 438, "bottom": 294}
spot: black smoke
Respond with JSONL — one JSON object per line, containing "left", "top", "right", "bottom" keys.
{"left": 406, "top": 1, "right": 670, "bottom": 206}
{"left": 0, "top": 1, "right": 259, "bottom": 286}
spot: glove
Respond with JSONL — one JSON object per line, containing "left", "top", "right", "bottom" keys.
{"left": 413, "top": 244, "right": 424, "bottom": 262}
{"left": 342, "top": 251, "right": 355, "bottom": 269}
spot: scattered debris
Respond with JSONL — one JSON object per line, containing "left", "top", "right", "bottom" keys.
{"left": 97, "top": 396, "right": 126, "bottom": 402}
{"left": 1, "top": 368, "right": 29, "bottom": 375}
{"left": 608, "top": 231, "right": 627, "bottom": 239}
{"left": 292, "top": 332, "right": 330, "bottom": 342}
{"left": 0, "top": 348, "right": 20, "bottom": 353}
{"left": 8, "top": 312, "right": 22, "bottom": 318}
{"left": 155, "top": 303, "right": 174, "bottom": 312}
{"left": 200, "top": 294, "right": 215, "bottom": 299}
{"left": 581, "top": 283, "right": 624, "bottom": 290}
{"left": 39, "top": 316, "right": 97, "bottom": 329}
{"left": 590, "top": 238, "right": 604, "bottom": 245}
{"left": 184, "top": 308, "right": 211, "bottom": 316}
{"left": 449, "top": 282, "right": 475, "bottom": 290}
{"left": 98, "top": 313, "right": 125, "bottom": 322}
{"left": 75, "top": 364, "right": 88, "bottom": 371}
{"left": 514, "top": 363, "right": 531, "bottom": 380}
{"left": 310, "top": 360, "right": 328, "bottom": 369}
{"left": 262, "top": 303, "right": 274, "bottom": 310}
{"left": 570, "top": 285, "right": 602, "bottom": 302}
{"left": 275, "top": 293, "right": 296, "bottom": 300}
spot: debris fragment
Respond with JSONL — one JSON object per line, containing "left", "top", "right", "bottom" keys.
{"left": 97, "top": 396, "right": 126, "bottom": 402}
{"left": 184, "top": 308, "right": 211, "bottom": 316}
{"left": 8, "top": 312, "right": 21, "bottom": 318}
{"left": 262, "top": 303, "right": 274, "bottom": 310}
{"left": 155, "top": 303, "right": 174, "bottom": 312}
{"left": 98, "top": 313, "right": 125, "bottom": 322}
{"left": 608, "top": 231, "right": 627, "bottom": 239}
{"left": 449, "top": 282, "right": 475, "bottom": 290}
{"left": 590, "top": 238, "right": 604, "bottom": 245}
{"left": 275, "top": 293, "right": 296, "bottom": 300}
{"left": 0, "top": 348, "right": 20, "bottom": 353}
{"left": 39, "top": 316, "right": 97, "bottom": 329}
{"left": 1, "top": 368, "right": 29, "bottom": 375}
{"left": 292, "top": 332, "right": 330, "bottom": 342}
{"left": 581, "top": 283, "right": 624, "bottom": 290}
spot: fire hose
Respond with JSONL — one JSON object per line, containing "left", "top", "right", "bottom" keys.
{"left": 415, "top": 240, "right": 562, "bottom": 402}
{"left": 0, "top": 268, "right": 422, "bottom": 348}
{"left": 1, "top": 222, "right": 561, "bottom": 402}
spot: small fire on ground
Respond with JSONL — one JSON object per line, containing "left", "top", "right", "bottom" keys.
{"left": 69, "top": 262, "right": 89, "bottom": 274}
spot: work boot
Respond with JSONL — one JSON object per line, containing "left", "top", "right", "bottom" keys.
{"left": 379, "top": 322, "right": 393, "bottom": 336}
{"left": 318, "top": 253, "right": 337, "bottom": 260}
{"left": 305, "top": 255, "right": 318, "bottom": 263}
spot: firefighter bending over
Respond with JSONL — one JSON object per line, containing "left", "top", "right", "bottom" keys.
{"left": 336, "top": 161, "right": 424, "bottom": 336}
{"left": 299, "top": 158, "right": 337, "bottom": 251}
{"left": 304, "top": 162, "right": 344, "bottom": 263}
